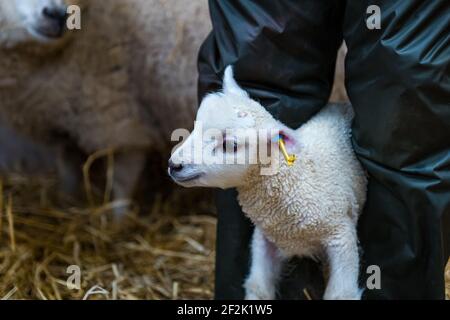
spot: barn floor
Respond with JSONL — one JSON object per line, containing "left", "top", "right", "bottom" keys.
{"left": 0, "top": 175, "right": 448, "bottom": 300}
{"left": 0, "top": 175, "right": 216, "bottom": 300}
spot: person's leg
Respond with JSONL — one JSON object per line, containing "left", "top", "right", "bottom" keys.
{"left": 214, "top": 189, "right": 253, "bottom": 299}
{"left": 344, "top": 0, "right": 449, "bottom": 299}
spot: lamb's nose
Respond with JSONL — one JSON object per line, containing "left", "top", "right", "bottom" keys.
{"left": 169, "top": 160, "right": 183, "bottom": 173}
{"left": 42, "top": 6, "right": 68, "bottom": 26}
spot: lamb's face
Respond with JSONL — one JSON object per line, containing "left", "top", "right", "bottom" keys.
{"left": 0, "top": 0, "right": 83, "bottom": 47}
{"left": 169, "top": 67, "right": 267, "bottom": 189}
{"left": 169, "top": 97, "right": 255, "bottom": 189}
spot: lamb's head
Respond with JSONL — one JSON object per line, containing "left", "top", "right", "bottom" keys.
{"left": 0, "top": 0, "right": 84, "bottom": 48}
{"left": 169, "top": 66, "right": 297, "bottom": 189}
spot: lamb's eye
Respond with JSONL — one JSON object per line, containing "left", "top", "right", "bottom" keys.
{"left": 222, "top": 136, "right": 238, "bottom": 153}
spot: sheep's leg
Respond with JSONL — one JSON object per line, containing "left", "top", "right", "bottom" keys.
{"left": 56, "top": 146, "right": 83, "bottom": 199}
{"left": 111, "top": 150, "right": 146, "bottom": 218}
{"left": 323, "top": 225, "right": 362, "bottom": 300}
{"left": 244, "top": 227, "right": 284, "bottom": 300}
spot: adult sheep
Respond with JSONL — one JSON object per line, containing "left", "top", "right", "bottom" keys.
{"left": 0, "top": 0, "right": 211, "bottom": 210}
{"left": 169, "top": 67, "right": 367, "bottom": 299}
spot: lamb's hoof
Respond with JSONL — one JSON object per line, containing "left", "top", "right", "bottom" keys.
{"left": 244, "top": 281, "right": 275, "bottom": 300}
{"left": 323, "top": 288, "right": 363, "bottom": 300}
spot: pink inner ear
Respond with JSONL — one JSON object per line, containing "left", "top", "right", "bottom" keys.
{"left": 279, "top": 130, "right": 296, "bottom": 148}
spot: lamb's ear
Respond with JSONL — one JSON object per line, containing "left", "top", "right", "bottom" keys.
{"left": 223, "top": 66, "right": 248, "bottom": 97}
{"left": 270, "top": 126, "right": 297, "bottom": 150}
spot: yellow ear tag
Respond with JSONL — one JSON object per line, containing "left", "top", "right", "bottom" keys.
{"left": 278, "top": 136, "right": 297, "bottom": 166}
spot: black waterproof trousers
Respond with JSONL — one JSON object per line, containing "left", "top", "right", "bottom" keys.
{"left": 198, "top": 0, "right": 449, "bottom": 299}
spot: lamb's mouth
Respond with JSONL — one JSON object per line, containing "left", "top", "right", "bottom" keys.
{"left": 171, "top": 173, "right": 203, "bottom": 183}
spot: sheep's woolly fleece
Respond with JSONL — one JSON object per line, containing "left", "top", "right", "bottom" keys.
{"left": 237, "top": 103, "right": 367, "bottom": 257}
{"left": 0, "top": 0, "right": 210, "bottom": 154}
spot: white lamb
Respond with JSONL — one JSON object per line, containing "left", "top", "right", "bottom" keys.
{"left": 169, "top": 67, "right": 367, "bottom": 300}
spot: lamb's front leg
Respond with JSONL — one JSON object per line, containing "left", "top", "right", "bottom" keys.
{"left": 323, "top": 224, "right": 362, "bottom": 300}
{"left": 244, "top": 227, "right": 284, "bottom": 300}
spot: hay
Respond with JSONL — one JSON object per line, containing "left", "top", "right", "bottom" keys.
{"left": 0, "top": 175, "right": 216, "bottom": 300}
{"left": 0, "top": 173, "right": 448, "bottom": 300}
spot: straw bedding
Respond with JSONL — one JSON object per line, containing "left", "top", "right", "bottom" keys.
{"left": 0, "top": 174, "right": 448, "bottom": 300}
{"left": 0, "top": 174, "right": 216, "bottom": 300}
